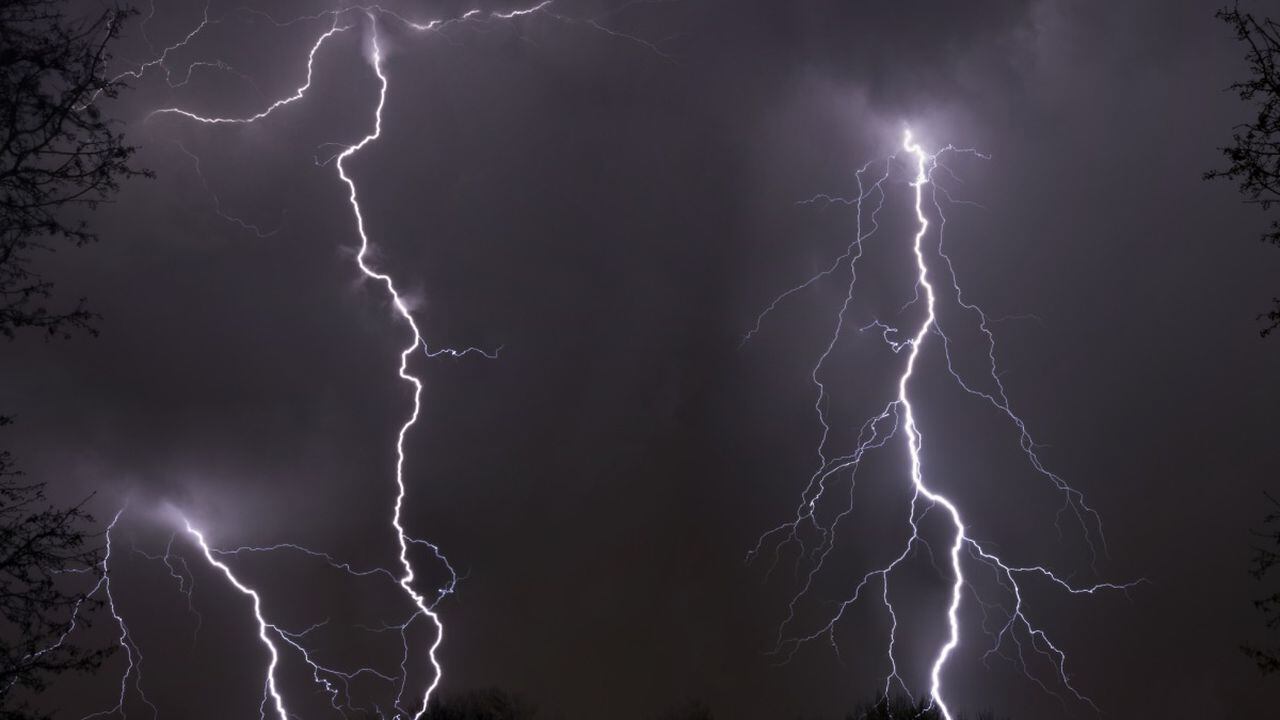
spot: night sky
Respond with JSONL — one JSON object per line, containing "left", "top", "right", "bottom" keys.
{"left": 4, "top": 0, "right": 1280, "bottom": 717}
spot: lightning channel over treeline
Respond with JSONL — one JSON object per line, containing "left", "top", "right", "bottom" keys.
{"left": 41, "top": 2, "right": 670, "bottom": 718}
{"left": 745, "top": 131, "right": 1143, "bottom": 718}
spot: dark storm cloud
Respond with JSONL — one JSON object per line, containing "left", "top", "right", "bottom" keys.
{"left": 3, "top": 0, "right": 1278, "bottom": 718}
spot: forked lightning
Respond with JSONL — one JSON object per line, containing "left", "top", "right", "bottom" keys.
{"left": 748, "top": 130, "right": 1142, "bottom": 718}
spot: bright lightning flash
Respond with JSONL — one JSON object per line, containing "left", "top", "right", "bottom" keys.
{"left": 46, "top": 3, "right": 667, "bottom": 718}
{"left": 747, "top": 130, "right": 1143, "bottom": 718}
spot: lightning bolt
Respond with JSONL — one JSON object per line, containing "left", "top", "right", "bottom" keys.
{"left": 747, "top": 130, "right": 1144, "bottom": 718}
{"left": 144, "top": 8, "right": 501, "bottom": 715}
{"left": 171, "top": 142, "right": 280, "bottom": 237}
{"left": 896, "top": 131, "right": 964, "bottom": 716}
{"left": 125, "top": 512, "right": 447, "bottom": 720}
{"left": 331, "top": 22, "right": 457, "bottom": 714}
{"left": 131, "top": 533, "right": 202, "bottom": 640}
{"left": 181, "top": 520, "right": 289, "bottom": 720}
{"left": 51, "top": 3, "right": 667, "bottom": 717}
{"left": 82, "top": 510, "right": 159, "bottom": 720}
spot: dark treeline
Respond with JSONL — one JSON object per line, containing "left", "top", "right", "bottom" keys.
{"left": 425, "top": 690, "right": 1009, "bottom": 720}
{"left": 425, "top": 688, "right": 541, "bottom": 720}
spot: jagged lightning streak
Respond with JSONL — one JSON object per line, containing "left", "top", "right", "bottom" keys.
{"left": 71, "top": 3, "right": 664, "bottom": 717}
{"left": 172, "top": 142, "right": 280, "bottom": 237}
{"left": 748, "top": 130, "right": 1143, "bottom": 718}
{"left": 131, "top": 520, "right": 430, "bottom": 717}
{"left": 131, "top": 533, "right": 202, "bottom": 639}
{"left": 10, "top": 510, "right": 150, "bottom": 719}
{"left": 142, "top": 11, "right": 470, "bottom": 714}
{"left": 148, "top": 13, "right": 355, "bottom": 124}
{"left": 182, "top": 520, "right": 289, "bottom": 720}
{"left": 138, "top": 513, "right": 435, "bottom": 720}
{"left": 175, "top": 515, "right": 427, "bottom": 720}
{"left": 333, "top": 19, "right": 446, "bottom": 715}
{"left": 83, "top": 509, "right": 159, "bottom": 720}
{"left": 895, "top": 131, "right": 965, "bottom": 717}
{"left": 35, "top": 3, "right": 664, "bottom": 715}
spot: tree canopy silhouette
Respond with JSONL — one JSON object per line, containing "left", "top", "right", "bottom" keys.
{"left": 656, "top": 699, "right": 714, "bottom": 720}
{"left": 1243, "top": 494, "right": 1280, "bottom": 675}
{"left": 650, "top": 695, "right": 1009, "bottom": 720}
{"left": 0, "top": 0, "right": 149, "bottom": 341}
{"left": 424, "top": 688, "right": 541, "bottom": 720}
{"left": 0, "top": 419, "right": 107, "bottom": 720}
{"left": 0, "top": 2, "right": 145, "bottom": 717}
{"left": 1206, "top": 4, "right": 1280, "bottom": 336}
{"left": 847, "top": 696, "right": 1008, "bottom": 720}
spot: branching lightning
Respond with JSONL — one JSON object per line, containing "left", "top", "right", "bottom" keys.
{"left": 130, "top": 532, "right": 202, "bottom": 640}
{"left": 182, "top": 521, "right": 289, "bottom": 720}
{"left": 83, "top": 510, "right": 159, "bottom": 720}
{"left": 171, "top": 142, "right": 280, "bottom": 237}
{"left": 51, "top": 2, "right": 667, "bottom": 717}
{"left": 30, "top": 3, "right": 1141, "bottom": 717}
{"left": 334, "top": 20, "right": 444, "bottom": 714}
{"left": 746, "top": 130, "right": 1143, "bottom": 717}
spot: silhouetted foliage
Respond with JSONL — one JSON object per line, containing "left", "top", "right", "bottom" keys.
{"left": 1206, "top": 4, "right": 1280, "bottom": 336}
{"left": 417, "top": 691, "right": 1016, "bottom": 720}
{"left": 424, "top": 688, "right": 541, "bottom": 720}
{"left": 0, "top": 420, "right": 107, "bottom": 720}
{"left": 656, "top": 699, "right": 715, "bottom": 720}
{"left": 645, "top": 695, "right": 1008, "bottom": 720}
{"left": 1243, "top": 493, "right": 1280, "bottom": 675}
{"left": 847, "top": 696, "right": 1008, "bottom": 720}
{"left": 0, "top": 4, "right": 142, "bottom": 715}
{"left": 0, "top": 0, "right": 150, "bottom": 340}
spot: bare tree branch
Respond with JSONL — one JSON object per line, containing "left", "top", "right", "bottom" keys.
{"left": 0, "top": 0, "right": 152, "bottom": 341}
{"left": 1242, "top": 492, "right": 1280, "bottom": 675}
{"left": 1206, "top": 4, "right": 1280, "bottom": 336}
{"left": 0, "top": 415, "right": 108, "bottom": 720}
{"left": 0, "top": 2, "right": 145, "bottom": 717}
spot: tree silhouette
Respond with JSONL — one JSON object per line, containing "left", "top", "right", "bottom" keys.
{"left": 1, "top": 0, "right": 150, "bottom": 341}
{"left": 0, "top": 2, "right": 146, "bottom": 717}
{"left": 848, "top": 696, "right": 1007, "bottom": 720}
{"left": 424, "top": 688, "right": 541, "bottom": 720}
{"left": 655, "top": 699, "right": 714, "bottom": 720}
{"left": 415, "top": 690, "right": 1019, "bottom": 720}
{"left": 1243, "top": 494, "right": 1280, "bottom": 675}
{"left": 0, "top": 417, "right": 107, "bottom": 720}
{"left": 648, "top": 695, "right": 1008, "bottom": 720}
{"left": 1206, "top": 4, "right": 1280, "bottom": 336}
